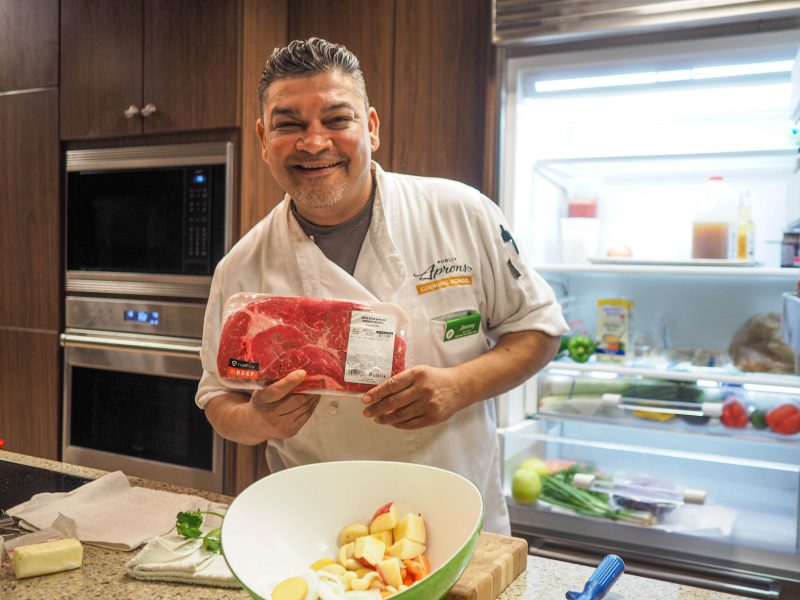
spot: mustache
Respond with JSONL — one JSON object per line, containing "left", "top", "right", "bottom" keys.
{"left": 288, "top": 152, "right": 345, "bottom": 163}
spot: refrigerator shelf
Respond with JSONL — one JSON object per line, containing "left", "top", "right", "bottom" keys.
{"left": 533, "top": 406, "right": 800, "bottom": 444}
{"left": 544, "top": 360, "right": 800, "bottom": 389}
{"left": 533, "top": 149, "right": 797, "bottom": 180}
{"left": 534, "top": 263, "right": 798, "bottom": 278}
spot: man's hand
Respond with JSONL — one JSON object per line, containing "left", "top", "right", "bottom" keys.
{"left": 250, "top": 370, "right": 320, "bottom": 439}
{"left": 205, "top": 369, "right": 319, "bottom": 444}
{"left": 359, "top": 330, "right": 560, "bottom": 431}
{"left": 361, "top": 366, "right": 469, "bottom": 429}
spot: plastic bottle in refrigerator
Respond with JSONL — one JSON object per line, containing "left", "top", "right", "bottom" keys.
{"left": 736, "top": 190, "right": 755, "bottom": 261}
{"left": 560, "top": 177, "right": 600, "bottom": 263}
{"left": 691, "top": 176, "right": 736, "bottom": 260}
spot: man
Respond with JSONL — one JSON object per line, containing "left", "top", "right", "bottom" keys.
{"left": 196, "top": 38, "right": 567, "bottom": 534}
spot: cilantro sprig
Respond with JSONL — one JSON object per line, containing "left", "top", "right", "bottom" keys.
{"left": 176, "top": 509, "right": 225, "bottom": 553}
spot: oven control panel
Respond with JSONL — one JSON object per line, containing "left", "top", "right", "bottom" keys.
{"left": 66, "top": 296, "right": 206, "bottom": 338}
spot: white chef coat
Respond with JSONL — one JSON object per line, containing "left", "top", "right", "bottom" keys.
{"left": 196, "top": 163, "right": 568, "bottom": 534}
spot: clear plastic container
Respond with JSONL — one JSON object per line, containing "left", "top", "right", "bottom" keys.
{"left": 736, "top": 190, "right": 755, "bottom": 261}
{"left": 561, "top": 177, "right": 601, "bottom": 262}
{"left": 691, "top": 176, "right": 737, "bottom": 259}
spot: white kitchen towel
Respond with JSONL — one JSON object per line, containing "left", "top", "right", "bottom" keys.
{"left": 125, "top": 532, "right": 240, "bottom": 588}
{"left": 8, "top": 470, "right": 214, "bottom": 550}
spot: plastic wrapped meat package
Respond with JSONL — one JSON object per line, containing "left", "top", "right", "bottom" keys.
{"left": 216, "top": 293, "right": 408, "bottom": 396}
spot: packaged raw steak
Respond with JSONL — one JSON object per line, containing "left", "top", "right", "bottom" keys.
{"left": 216, "top": 293, "right": 408, "bottom": 395}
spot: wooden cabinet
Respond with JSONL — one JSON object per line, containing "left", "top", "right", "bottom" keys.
{"left": 0, "top": 0, "right": 59, "bottom": 92}
{"left": 392, "top": 0, "right": 491, "bottom": 193}
{"left": 0, "top": 90, "right": 60, "bottom": 331}
{"left": 60, "top": 0, "right": 240, "bottom": 139}
{"left": 0, "top": 330, "right": 60, "bottom": 459}
{"left": 0, "top": 89, "right": 60, "bottom": 460}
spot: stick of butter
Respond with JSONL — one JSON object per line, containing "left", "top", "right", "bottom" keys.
{"left": 12, "top": 538, "right": 83, "bottom": 579}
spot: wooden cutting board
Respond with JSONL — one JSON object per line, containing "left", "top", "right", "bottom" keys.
{"left": 446, "top": 532, "right": 528, "bottom": 600}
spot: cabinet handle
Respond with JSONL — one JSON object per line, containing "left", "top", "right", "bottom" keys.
{"left": 141, "top": 102, "right": 158, "bottom": 117}
{"left": 124, "top": 104, "right": 140, "bottom": 119}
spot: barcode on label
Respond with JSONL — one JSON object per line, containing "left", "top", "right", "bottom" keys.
{"left": 346, "top": 368, "right": 365, "bottom": 376}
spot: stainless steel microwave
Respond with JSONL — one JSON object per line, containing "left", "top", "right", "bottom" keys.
{"left": 65, "top": 142, "right": 234, "bottom": 299}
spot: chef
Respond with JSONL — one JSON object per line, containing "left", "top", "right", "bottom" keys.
{"left": 195, "top": 38, "right": 568, "bottom": 534}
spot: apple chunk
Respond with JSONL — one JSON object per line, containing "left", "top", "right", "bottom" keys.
{"left": 338, "top": 522, "right": 369, "bottom": 547}
{"left": 376, "top": 557, "right": 403, "bottom": 589}
{"left": 369, "top": 502, "right": 399, "bottom": 533}
{"left": 370, "top": 530, "right": 393, "bottom": 547}
{"left": 387, "top": 538, "right": 426, "bottom": 560}
{"left": 393, "top": 513, "right": 427, "bottom": 545}
{"left": 353, "top": 535, "right": 385, "bottom": 568}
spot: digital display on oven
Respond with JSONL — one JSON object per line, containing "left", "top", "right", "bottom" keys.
{"left": 124, "top": 310, "right": 160, "bottom": 325}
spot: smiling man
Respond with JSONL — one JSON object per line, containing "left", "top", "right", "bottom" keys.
{"left": 196, "top": 38, "right": 568, "bottom": 535}
{"left": 257, "top": 70, "right": 378, "bottom": 222}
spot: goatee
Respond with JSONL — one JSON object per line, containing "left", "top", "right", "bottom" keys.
{"left": 292, "top": 181, "right": 346, "bottom": 209}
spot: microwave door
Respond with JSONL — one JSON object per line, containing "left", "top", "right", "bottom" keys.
{"left": 69, "top": 168, "right": 187, "bottom": 274}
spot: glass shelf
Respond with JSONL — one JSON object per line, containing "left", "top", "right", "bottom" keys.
{"left": 545, "top": 360, "right": 800, "bottom": 388}
{"left": 534, "top": 149, "right": 796, "bottom": 180}
{"left": 534, "top": 263, "right": 798, "bottom": 278}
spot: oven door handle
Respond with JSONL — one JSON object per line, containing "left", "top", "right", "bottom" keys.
{"left": 60, "top": 332, "right": 202, "bottom": 357}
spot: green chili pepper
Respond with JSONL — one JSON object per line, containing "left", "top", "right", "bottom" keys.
{"left": 567, "top": 335, "right": 596, "bottom": 363}
{"left": 749, "top": 408, "right": 768, "bottom": 430}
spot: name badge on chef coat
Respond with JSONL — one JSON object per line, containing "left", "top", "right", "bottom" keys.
{"left": 435, "top": 310, "right": 481, "bottom": 341}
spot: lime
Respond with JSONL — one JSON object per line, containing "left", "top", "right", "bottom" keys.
{"left": 519, "top": 457, "right": 549, "bottom": 477}
{"left": 511, "top": 468, "right": 542, "bottom": 504}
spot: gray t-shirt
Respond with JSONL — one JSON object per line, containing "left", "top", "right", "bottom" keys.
{"left": 290, "top": 193, "right": 375, "bottom": 276}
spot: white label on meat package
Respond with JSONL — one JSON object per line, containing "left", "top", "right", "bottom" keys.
{"left": 344, "top": 311, "right": 397, "bottom": 385}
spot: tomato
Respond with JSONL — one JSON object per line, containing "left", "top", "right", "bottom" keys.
{"left": 720, "top": 397, "right": 749, "bottom": 428}
{"left": 766, "top": 403, "right": 800, "bottom": 435}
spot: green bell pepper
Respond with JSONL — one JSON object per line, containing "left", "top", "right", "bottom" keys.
{"left": 567, "top": 335, "right": 596, "bottom": 363}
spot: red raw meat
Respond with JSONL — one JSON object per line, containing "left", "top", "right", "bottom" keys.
{"left": 217, "top": 296, "right": 407, "bottom": 393}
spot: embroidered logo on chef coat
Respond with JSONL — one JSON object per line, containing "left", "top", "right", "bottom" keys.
{"left": 414, "top": 258, "right": 473, "bottom": 295}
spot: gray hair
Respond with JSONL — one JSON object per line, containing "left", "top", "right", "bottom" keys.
{"left": 258, "top": 38, "right": 369, "bottom": 112}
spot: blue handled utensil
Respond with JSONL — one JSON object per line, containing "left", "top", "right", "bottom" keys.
{"left": 565, "top": 554, "right": 625, "bottom": 600}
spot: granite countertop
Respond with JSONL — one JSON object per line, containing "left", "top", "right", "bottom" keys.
{"left": 1, "top": 451, "right": 753, "bottom": 600}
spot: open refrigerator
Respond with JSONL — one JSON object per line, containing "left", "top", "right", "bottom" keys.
{"left": 497, "top": 23, "right": 800, "bottom": 599}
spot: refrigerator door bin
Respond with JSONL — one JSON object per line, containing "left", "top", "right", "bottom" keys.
{"left": 502, "top": 419, "right": 800, "bottom": 584}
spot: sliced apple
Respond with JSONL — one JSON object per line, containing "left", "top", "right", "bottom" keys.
{"left": 376, "top": 557, "right": 403, "bottom": 589}
{"left": 387, "top": 538, "right": 426, "bottom": 560}
{"left": 338, "top": 541, "right": 355, "bottom": 567}
{"left": 338, "top": 522, "right": 369, "bottom": 547}
{"left": 392, "top": 513, "right": 427, "bottom": 544}
{"left": 370, "top": 530, "right": 393, "bottom": 547}
{"left": 369, "top": 502, "right": 399, "bottom": 533}
{"left": 353, "top": 535, "right": 385, "bottom": 568}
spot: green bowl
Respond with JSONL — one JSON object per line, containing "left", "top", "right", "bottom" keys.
{"left": 221, "top": 460, "right": 484, "bottom": 599}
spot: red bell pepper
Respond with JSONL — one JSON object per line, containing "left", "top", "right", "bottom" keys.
{"left": 765, "top": 403, "right": 800, "bottom": 436}
{"left": 720, "top": 397, "right": 749, "bottom": 428}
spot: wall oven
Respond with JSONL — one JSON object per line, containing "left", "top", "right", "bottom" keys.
{"left": 65, "top": 142, "right": 233, "bottom": 299}
{"left": 61, "top": 297, "right": 223, "bottom": 493}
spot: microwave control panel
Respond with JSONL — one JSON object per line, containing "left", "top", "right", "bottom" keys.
{"left": 184, "top": 168, "right": 213, "bottom": 268}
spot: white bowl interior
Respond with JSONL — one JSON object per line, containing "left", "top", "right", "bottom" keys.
{"left": 221, "top": 461, "right": 483, "bottom": 596}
